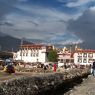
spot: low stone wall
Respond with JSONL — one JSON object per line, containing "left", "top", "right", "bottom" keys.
{"left": 0, "top": 68, "right": 90, "bottom": 95}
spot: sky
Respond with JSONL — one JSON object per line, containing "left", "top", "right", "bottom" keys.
{"left": 0, "top": 0, "right": 95, "bottom": 49}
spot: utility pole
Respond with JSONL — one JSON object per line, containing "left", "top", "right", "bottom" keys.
{"left": 70, "top": 44, "right": 72, "bottom": 53}
{"left": 21, "top": 38, "right": 23, "bottom": 61}
{"left": 0, "top": 45, "right": 2, "bottom": 51}
{"left": 70, "top": 43, "right": 73, "bottom": 64}
{"left": 12, "top": 48, "right": 13, "bottom": 52}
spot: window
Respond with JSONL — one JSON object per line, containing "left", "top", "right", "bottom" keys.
{"left": 60, "top": 59, "right": 63, "bottom": 63}
{"left": 26, "top": 53, "right": 28, "bottom": 56}
{"left": 37, "top": 49, "right": 39, "bottom": 52}
{"left": 31, "top": 53, "right": 32, "bottom": 57}
{"left": 83, "top": 59, "right": 87, "bottom": 63}
{"left": 66, "top": 59, "right": 69, "bottom": 63}
{"left": 88, "top": 59, "right": 93, "bottom": 63}
{"left": 77, "top": 56, "right": 82, "bottom": 63}
{"left": 78, "top": 59, "right": 82, "bottom": 63}
{"left": 36, "top": 59, "right": 39, "bottom": 62}
{"left": 33, "top": 49, "right": 35, "bottom": 52}
{"left": 23, "top": 52, "right": 25, "bottom": 56}
{"left": 83, "top": 53, "right": 87, "bottom": 57}
{"left": 78, "top": 53, "right": 82, "bottom": 56}
{"left": 36, "top": 53, "right": 39, "bottom": 57}
{"left": 88, "top": 53, "right": 93, "bottom": 58}
{"left": 33, "top": 53, "right": 35, "bottom": 57}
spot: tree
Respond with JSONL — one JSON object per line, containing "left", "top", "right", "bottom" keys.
{"left": 47, "top": 49, "right": 58, "bottom": 62}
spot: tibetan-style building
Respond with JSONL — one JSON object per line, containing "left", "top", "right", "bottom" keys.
{"left": 74, "top": 50, "right": 95, "bottom": 65}
{"left": 14, "top": 44, "right": 53, "bottom": 63}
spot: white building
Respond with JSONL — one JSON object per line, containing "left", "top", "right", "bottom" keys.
{"left": 14, "top": 44, "right": 53, "bottom": 63}
{"left": 57, "top": 47, "right": 74, "bottom": 65}
{"left": 74, "top": 50, "right": 95, "bottom": 65}
{"left": 57, "top": 46, "right": 95, "bottom": 66}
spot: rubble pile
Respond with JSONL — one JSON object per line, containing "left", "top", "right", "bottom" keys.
{"left": 0, "top": 68, "right": 90, "bottom": 95}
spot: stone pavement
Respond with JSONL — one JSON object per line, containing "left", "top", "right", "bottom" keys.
{"left": 64, "top": 75, "right": 95, "bottom": 95}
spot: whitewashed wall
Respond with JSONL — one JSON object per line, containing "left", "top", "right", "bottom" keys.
{"left": 14, "top": 47, "right": 47, "bottom": 63}
{"left": 74, "top": 52, "right": 95, "bottom": 65}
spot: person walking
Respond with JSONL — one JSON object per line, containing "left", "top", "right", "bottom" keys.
{"left": 43, "top": 65, "right": 47, "bottom": 73}
{"left": 90, "top": 64, "right": 93, "bottom": 74}
{"left": 92, "top": 60, "right": 95, "bottom": 76}
{"left": 53, "top": 63, "right": 57, "bottom": 73}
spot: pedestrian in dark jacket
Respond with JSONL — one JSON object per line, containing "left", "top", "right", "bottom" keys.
{"left": 43, "top": 65, "right": 47, "bottom": 73}
{"left": 92, "top": 61, "right": 95, "bottom": 76}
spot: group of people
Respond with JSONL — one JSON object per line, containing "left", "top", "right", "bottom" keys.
{"left": 43, "top": 63, "right": 57, "bottom": 73}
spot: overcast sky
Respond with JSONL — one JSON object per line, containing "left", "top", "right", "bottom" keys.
{"left": 0, "top": 0, "right": 95, "bottom": 49}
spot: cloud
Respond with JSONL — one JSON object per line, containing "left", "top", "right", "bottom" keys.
{"left": 67, "top": 6, "right": 95, "bottom": 49}
{"left": 0, "top": 5, "right": 71, "bottom": 39}
{"left": 0, "top": 0, "right": 17, "bottom": 16}
{"left": 18, "top": 0, "right": 28, "bottom": 2}
{"left": 58, "top": 0, "right": 95, "bottom": 7}
{"left": 58, "top": 39, "right": 83, "bottom": 45}
{"left": 0, "top": 2, "right": 73, "bottom": 45}
{"left": 0, "top": 0, "right": 19, "bottom": 26}
{"left": 0, "top": 0, "right": 95, "bottom": 48}
{"left": 57, "top": 0, "right": 95, "bottom": 20}
{"left": 66, "top": 0, "right": 94, "bottom": 7}
{"left": 47, "top": 33, "right": 83, "bottom": 45}
{"left": 0, "top": 13, "right": 67, "bottom": 39}
{"left": 0, "top": 22, "right": 14, "bottom": 26}
{"left": 17, "top": 5, "right": 73, "bottom": 21}
{"left": 57, "top": 0, "right": 77, "bottom": 3}
{"left": 0, "top": 8, "right": 81, "bottom": 45}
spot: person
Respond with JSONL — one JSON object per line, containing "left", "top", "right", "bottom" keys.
{"left": 4, "top": 64, "right": 15, "bottom": 74}
{"left": 92, "top": 60, "right": 95, "bottom": 76}
{"left": 90, "top": 64, "right": 93, "bottom": 74}
{"left": 64, "top": 63, "right": 67, "bottom": 69}
{"left": 53, "top": 63, "right": 57, "bottom": 72}
{"left": 43, "top": 65, "right": 47, "bottom": 73}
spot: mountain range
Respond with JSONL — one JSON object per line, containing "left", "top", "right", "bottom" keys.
{"left": 0, "top": 32, "right": 47, "bottom": 52}
{"left": 0, "top": 32, "right": 92, "bottom": 52}
{"left": 0, "top": 32, "right": 33, "bottom": 52}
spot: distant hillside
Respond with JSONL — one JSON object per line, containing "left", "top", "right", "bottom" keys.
{"left": 0, "top": 35, "right": 32, "bottom": 52}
